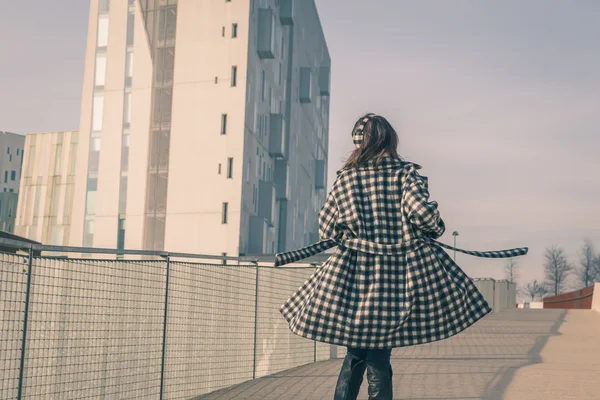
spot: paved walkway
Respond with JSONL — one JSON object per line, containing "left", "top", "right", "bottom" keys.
{"left": 195, "top": 309, "right": 600, "bottom": 399}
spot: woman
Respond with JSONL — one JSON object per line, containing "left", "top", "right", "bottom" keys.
{"left": 275, "top": 113, "right": 528, "bottom": 400}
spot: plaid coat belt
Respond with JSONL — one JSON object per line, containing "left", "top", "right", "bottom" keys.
{"left": 274, "top": 238, "right": 528, "bottom": 267}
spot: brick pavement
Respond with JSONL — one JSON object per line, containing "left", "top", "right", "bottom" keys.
{"left": 194, "top": 309, "right": 600, "bottom": 399}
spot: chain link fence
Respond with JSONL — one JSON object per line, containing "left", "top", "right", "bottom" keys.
{"left": 0, "top": 242, "right": 331, "bottom": 399}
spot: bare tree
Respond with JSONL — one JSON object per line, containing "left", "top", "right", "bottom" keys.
{"left": 578, "top": 239, "right": 596, "bottom": 288}
{"left": 593, "top": 255, "right": 600, "bottom": 283}
{"left": 504, "top": 258, "right": 520, "bottom": 285}
{"left": 525, "top": 280, "right": 542, "bottom": 301}
{"left": 536, "top": 283, "right": 550, "bottom": 300}
{"left": 544, "top": 245, "right": 573, "bottom": 296}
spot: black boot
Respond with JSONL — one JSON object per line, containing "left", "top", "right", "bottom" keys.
{"left": 366, "top": 362, "right": 393, "bottom": 400}
{"left": 333, "top": 354, "right": 367, "bottom": 400}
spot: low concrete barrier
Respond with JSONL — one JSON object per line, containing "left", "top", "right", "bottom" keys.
{"left": 473, "top": 278, "right": 517, "bottom": 313}
{"left": 592, "top": 283, "right": 600, "bottom": 313}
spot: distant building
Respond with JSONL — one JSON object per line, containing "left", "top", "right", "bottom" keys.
{"left": 15, "top": 131, "right": 78, "bottom": 247}
{"left": 0, "top": 192, "right": 19, "bottom": 233}
{"left": 0, "top": 131, "right": 25, "bottom": 232}
{"left": 70, "top": 0, "right": 331, "bottom": 256}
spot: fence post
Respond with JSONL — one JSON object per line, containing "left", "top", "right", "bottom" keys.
{"left": 252, "top": 263, "right": 259, "bottom": 379}
{"left": 159, "top": 253, "right": 171, "bottom": 400}
{"left": 313, "top": 265, "right": 317, "bottom": 363}
{"left": 17, "top": 246, "right": 34, "bottom": 400}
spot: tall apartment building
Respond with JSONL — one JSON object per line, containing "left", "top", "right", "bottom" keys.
{"left": 0, "top": 131, "right": 25, "bottom": 233}
{"left": 70, "top": 0, "right": 330, "bottom": 256}
{"left": 15, "top": 131, "right": 79, "bottom": 246}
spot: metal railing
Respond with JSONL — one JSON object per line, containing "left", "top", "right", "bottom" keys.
{"left": 0, "top": 239, "right": 331, "bottom": 399}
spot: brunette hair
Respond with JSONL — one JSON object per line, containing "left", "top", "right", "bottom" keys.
{"left": 343, "top": 113, "right": 402, "bottom": 169}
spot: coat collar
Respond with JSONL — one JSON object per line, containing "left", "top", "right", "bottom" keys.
{"left": 337, "top": 156, "right": 421, "bottom": 175}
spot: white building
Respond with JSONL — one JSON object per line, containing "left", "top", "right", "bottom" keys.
{"left": 15, "top": 131, "right": 79, "bottom": 246}
{"left": 70, "top": 0, "right": 330, "bottom": 256}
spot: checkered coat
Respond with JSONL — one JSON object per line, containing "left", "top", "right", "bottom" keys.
{"left": 277, "top": 156, "right": 528, "bottom": 349}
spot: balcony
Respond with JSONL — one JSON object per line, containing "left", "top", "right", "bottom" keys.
{"left": 273, "top": 159, "right": 289, "bottom": 200}
{"left": 299, "top": 67, "right": 312, "bottom": 103}
{"left": 268, "top": 114, "right": 286, "bottom": 158}
{"left": 280, "top": 0, "right": 294, "bottom": 25}
{"left": 258, "top": 180, "right": 276, "bottom": 226}
{"left": 315, "top": 159, "right": 326, "bottom": 189}
{"left": 257, "top": 8, "right": 276, "bottom": 59}
{"left": 318, "top": 66, "right": 330, "bottom": 96}
{"left": 248, "top": 215, "right": 268, "bottom": 253}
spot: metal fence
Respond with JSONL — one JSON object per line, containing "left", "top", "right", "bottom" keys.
{"left": 0, "top": 240, "right": 330, "bottom": 399}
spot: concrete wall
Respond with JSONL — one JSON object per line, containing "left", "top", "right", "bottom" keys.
{"left": 592, "top": 283, "right": 600, "bottom": 313}
{"left": 472, "top": 278, "right": 517, "bottom": 313}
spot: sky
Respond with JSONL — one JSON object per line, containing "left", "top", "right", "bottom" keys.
{"left": 0, "top": 1, "right": 598, "bottom": 298}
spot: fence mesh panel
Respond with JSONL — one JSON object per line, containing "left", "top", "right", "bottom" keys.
{"left": 0, "top": 253, "right": 28, "bottom": 400}
{"left": 255, "top": 266, "right": 317, "bottom": 378}
{"left": 20, "top": 257, "right": 165, "bottom": 399}
{"left": 0, "top": 251, "right": 329, "bottom": 399}
{"left": 163, "top": 261, "right": 257, "bottom": 399}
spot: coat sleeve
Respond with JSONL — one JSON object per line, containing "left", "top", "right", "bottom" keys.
{"left": 403, "top": 167, "right": 446, "bottom": 239}
{"left": 318, "top": 189, "right": 339, "bottom": 240}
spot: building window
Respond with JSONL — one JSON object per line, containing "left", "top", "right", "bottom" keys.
{"left": 222, "top": 202, "right": 228, "bottom": 224}
{"left": 126, "top": 13, "right": 134, "bottom": 46}
{"left": 92, "top": 92, "right": 104, "bottom": 131}
{"left": 221, "top": 114, "right": 227, "bottom": 134}
{"left": 117, "top": 217, "right": 126, "bottom": 251}
{"left": 3, "top": 171, "right": 6, "bottom": 183}
{"left": 261, "top": 70, "right": 265, "bottom": 100}
{"left": 222, "top": 26, "right": 225, "bottom": 37}
{"left": 97, "top": 13, "right": 110, "bottom": 48}
{"left": 89, "top": 136, "right": 101, "bottom": 172}
{"left": 16, "top": 149, "right": 19, "bottom": 156}
{"left": 218, "top": 163, "right": 222, "bottom": 174}
{"left": 123, "top": 91, "right": 132, "bottom": 124}
{"left": 278, "top": 63, "right": 283, "bottom": 86}
{"left": 10, "top": 171, "right": 16, "bottom": 181}
{"left": 26, "top": 144, "right": 35, "bottom": 176}
{"left": 227, "top": 158, "right": 233, "bottom": 178}
{"left": 232, "top": 23, "right": 238, "bottom": 38}
{"left": 222, "top": 252, "right": 227, "bottom": 266}
{"left": 125, "top": 48, "right": 134, "bottom": 86}
{"left": 95, "top": 51, "right": 107, "bottom": 86}
{"left": 54, "top": 144, "right": 62, "bottom": 175}
{"left": 231, "top": 66, "right": 237, "bottom": 87}
{"left": 99, "top": 0, "right": 110, "bottom": 13}
{"left": 9, "top": 189, "right": 13, "bottom": 193}
{"left": 83, "top": 218, "right": 95, "bottom": 247}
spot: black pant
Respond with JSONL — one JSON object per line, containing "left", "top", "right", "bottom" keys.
{"left": 347, "top": 347, "right": 392, "bottom": 365}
